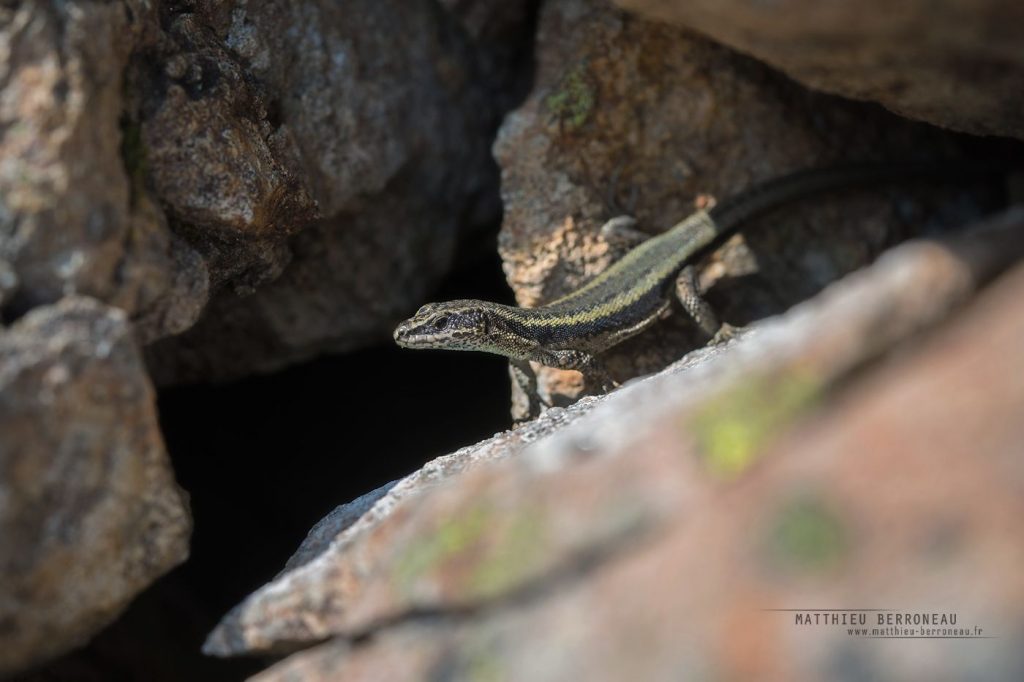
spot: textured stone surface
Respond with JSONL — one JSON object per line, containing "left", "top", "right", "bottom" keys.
{"left": 206, "top": 210, "right": 1024, "bottom": 671}
{"left": 2, "top": 0, "right": 529, "bottom": 381}
{"left": 0, "top": 1, "right": 188, "bottom": 338}
{"left": 0, "top": 298, "right": 191, "bottom": 675}
{"left": 253, "top": 250, "right": 1024, "bottom": 680}
{"left": 493, "top": 0, "right": 1002, "bottom": 410}
{"left": 0, "top": 259, "right": 16, "bottom": 310}
{"left": 204, "top": 401, "right": 595, "bottom": 656}
{"left": 0, "top": 1, "right": 533, "bottom": 673}
{"left": 126, "top": 5, "right": 318, "bottom": 297}
{"left": 145, "top": 0, "right": 529, "bottom": 382}
{"left": 614, "top": 0, "right": 1024, "bottom": 140}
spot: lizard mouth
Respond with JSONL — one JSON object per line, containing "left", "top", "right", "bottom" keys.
{"left": 393, "top": 320, "right": 440, "bottom": 348}
{"left": 393, "top": 320, "right": 414, "bottom": 346}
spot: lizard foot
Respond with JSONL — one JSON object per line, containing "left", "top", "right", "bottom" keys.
{"left": 709, "top": 322, "right": 742, "bottom": 346}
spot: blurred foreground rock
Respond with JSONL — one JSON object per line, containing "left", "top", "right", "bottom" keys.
{"left": 208, "top": 211, "right": 1024, "bottom": 679}
{"left": 613, "top": 0, "right": 1024, "bottom": 139}
{"left": 0, "top": 298, "right": 190, "bottom": 676}
{"left": 494, "top": 0, "right": 1004, "bottom": 411}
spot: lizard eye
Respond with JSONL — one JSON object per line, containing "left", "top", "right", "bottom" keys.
{"left": 433, "top": 315, "right": 450, "bottom": 330}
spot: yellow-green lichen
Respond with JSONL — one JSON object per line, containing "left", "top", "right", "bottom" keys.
{"left": 393, "top": 505, "right": 493, "bottom": 592}
{"left": 769, "top": 496, "right": 848, "bottom": 572}
{"left": 690, "top": 369, "right": 823, "bottom": 478}
{"left": 392, "top": 503, "right": 548, "bottom": 603}
{"left": 468, "top": 510, "right": 545, "bottom": 600}
{"left": 546, "top": 62, "right": 596, "bottom": 131}
{"left": 459, "top": 634, "right": 508, "bottom": 682}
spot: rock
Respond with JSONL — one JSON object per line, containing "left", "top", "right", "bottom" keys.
{"left": 203, "top": 402, "right": 594, "bottom": 656}
{"left": 205, "top": 209, "right": 1024, "bottom": 671}
{"left": 0, "top": 1, "right": 185, "bottom": 337}
{"left": 4, "top": 0, "right": 527, "bottom": 378}
{"left": 126, "top": 5, "right": 319, "bottom": 296}
{"left": 282, "top": 483, "right": 398, "bottom": 574}
{"left": 255, "top": 242, "right": 1024, "bottom": 680}
{"left": 494, "top": 0, "right": 1004, "bottom": 413}
{"left": 145, "top": 0, "right": 529, "bottom": 382}
{"left": 613, "top": 0, "right": 1024, "bottom": 140}
{"left": 0, "top": 297, "right": 191, "bottom": 676}
{"left": 439, "top": 0, "right": 540, "bottom": 104}
{"left": 130, "top": 232, "right": 210, "bottom": 346}
{"left": 440, "top": 0, "right": 536, "bottom": 43}
{"left": 147, "top": 190, "right": 482, "bottom": 382}
{"left": 0, "top": 260, "right": 17, "bottom": 310}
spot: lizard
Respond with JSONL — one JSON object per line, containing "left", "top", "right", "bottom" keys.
{"left": 393, "top": 163, "right": 1000, "bottom": 418}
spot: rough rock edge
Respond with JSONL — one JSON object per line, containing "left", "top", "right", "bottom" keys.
{"left": 252, "top": 252, "right": 1024, "bottom": 680}
{"left": 0, "top": 296, "right": 192, "bottom": 675}
{"left": 202, "top": 400, "right": 597, "bottom": 657}
{"left": 204, "top": 208, "right": 1024, "bottom": 659}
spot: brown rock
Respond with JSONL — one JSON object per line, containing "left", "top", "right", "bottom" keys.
{"left": 258, "top": 243, "right": 1024, "bottom": 678}
{"left": 0, "top": 260, "right": 16, "bottom": 310}
{"left": 0, "top": 2, "right": 183, "bottom": 334}
{"left": 613, "top": 0, "right": 1024, "bottom": 139}
{"left": 439, "top": 0, "right": 540, "bottom": 100}
{"left": 0, "top": 297, "right": 191, "bottom": 675}
{"left": 440, "top": 0, "right": 536, "bottom": 42}
{"left": 203, "top": 402, "right": 596, "bottom": 656}
{"left": 494, "top": 0, "right": 1003, "bottom": 411}
{"left": 126, "top": 7, "right": 318, "bottom": 295}
{"left": 205, "top": 210, "right": 1024, "bottom": 670}
{"left": 145, "top": 0, "right": 526, "bottom": 382}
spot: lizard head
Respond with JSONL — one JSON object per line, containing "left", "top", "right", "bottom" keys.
{"left": 394, "top": 300, "right": 496, "bottom": 352}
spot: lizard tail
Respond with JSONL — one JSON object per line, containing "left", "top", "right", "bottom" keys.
{"left": 709, "top": 161, "right": 1010, "bottom": 232}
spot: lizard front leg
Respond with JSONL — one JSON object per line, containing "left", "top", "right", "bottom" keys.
{"left": 509, "top": 359, "right": 547, "bottom": 422}
{"left": 537, "top": 349, "right": 617, "bottom": 393}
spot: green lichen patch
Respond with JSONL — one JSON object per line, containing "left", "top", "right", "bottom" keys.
{"left": 690, "top": 368, "right": 824, "bottom": 478}
{"left": 392, "top": 504, "right": 547, "bottom": 602}
{"left": 546, "top": 62, "right": 596, "bottom": 131}
{"left": 767, "top": 496, "right": 848, "bottom": 572}
{"left": 468, "top": 510, "right": 545, "bottom": 601}
{"left": 393, "top": 505, "right": 493, "bottom": 592}
{"left": 453, "top": 631, "right": 508, "bottom": 682}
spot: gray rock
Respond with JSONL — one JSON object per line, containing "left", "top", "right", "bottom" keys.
{"left": 614, "top": 0, "right": 1024, "bottom": 139}
{"left": 256, "top": 216, "right": 1024, "bottom": 681}
{"left": 0, "top": 259, "right": 16, "bottom": 309}
{"left": 145, "top": 0, "right": 527, "bottom": 382}
{"left": 0, "top": 2, "right": 170, "bottom": 326}
{"left": 205, "top": 210, "right": 1024, "bottom": 668}
{"left": 0, "top": 2, "right": 216, "bottom": 344}
{"left": 126, "top": 6, "right": 319, "bottom": 296}
{"left": 0, "top": 297, "right": 191, "bottom": 676}
{"left": 4, "top": 0, "right": 521, "bottom": 380}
